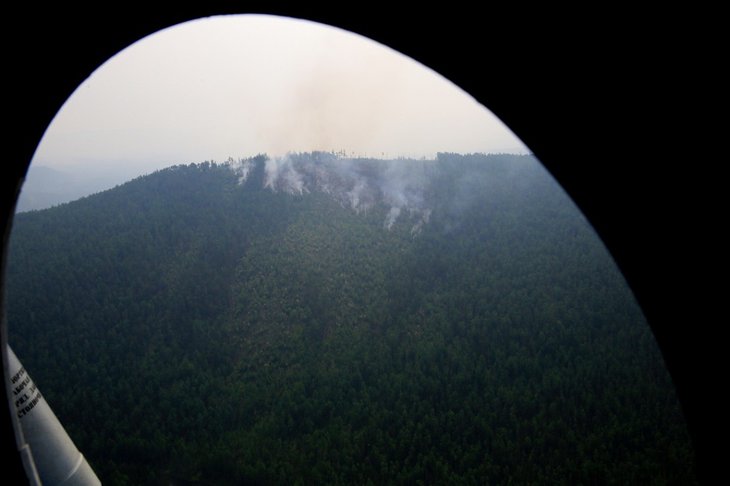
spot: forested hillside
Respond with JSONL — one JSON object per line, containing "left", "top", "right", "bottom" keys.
{"left": 6, "top": 153, "right": 696, "bottom": 484}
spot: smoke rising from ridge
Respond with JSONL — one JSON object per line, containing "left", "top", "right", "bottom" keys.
{"left": 231, "top": 152, "right": 436, "bottom": 232}
{"left": 227, "top": 152, "right": 540, "bottom": 235}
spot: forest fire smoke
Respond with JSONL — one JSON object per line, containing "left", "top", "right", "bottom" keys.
{"left": 230, "top": 152, "right": 433, "bottom": 232}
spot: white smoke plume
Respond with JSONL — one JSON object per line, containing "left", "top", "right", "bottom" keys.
{"left": 410, "top": 208, "right": 432, "bottom": 236}
{"left": 227, "top": 152, "right": 433, "bottom": 233}
{"left": 227, "top": 156, "right": 254, "bottom": 184}
{"left": 384, "top": 207, "right": 401, "bottom": 230}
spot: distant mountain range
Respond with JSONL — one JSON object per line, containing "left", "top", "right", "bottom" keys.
{"left": 16, "top": 163, "right": 160, "bottom": 212}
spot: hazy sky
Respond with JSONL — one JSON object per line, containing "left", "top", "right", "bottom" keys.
{"left": 31, "top": 14, "right": 528, "bottom": 176}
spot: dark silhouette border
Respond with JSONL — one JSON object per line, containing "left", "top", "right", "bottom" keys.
{"left": 2, "top": 5, "right": 716, "bottom": 483}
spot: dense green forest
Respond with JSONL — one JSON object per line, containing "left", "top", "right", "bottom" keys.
{"left": 7, "top": 153, "right": 696, "bottom": 484}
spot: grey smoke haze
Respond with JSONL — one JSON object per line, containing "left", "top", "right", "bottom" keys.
{"left": 230, "top": 152, "right": 478, "bottom": 233}
{"left": 28, "top": 14, "right": 528, "bottom": 203}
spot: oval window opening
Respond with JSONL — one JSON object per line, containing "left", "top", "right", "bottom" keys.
{"left": 7, "top": 14, "right": 696, "bottom": 484}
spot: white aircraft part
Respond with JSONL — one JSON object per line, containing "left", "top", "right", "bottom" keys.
{"left": 6, "top": 346, "right": 101, "bottom": 485}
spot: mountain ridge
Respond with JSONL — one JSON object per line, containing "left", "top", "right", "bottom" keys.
{"left": 7, "top": 153, "right": 696, "bottom": 485}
